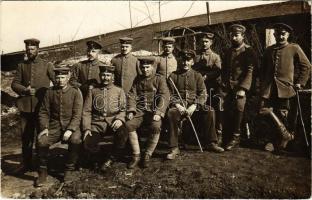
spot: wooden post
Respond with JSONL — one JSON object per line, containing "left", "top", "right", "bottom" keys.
{"left": 206, "top": 2, "right": 211, "bottom": 25}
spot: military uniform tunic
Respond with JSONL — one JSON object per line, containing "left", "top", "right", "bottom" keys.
{"left": 111, "top": 53, "right": 140, "bottom": 94}
{"left": 82, "top": 83, "right": 128, "bottom": 153}
{"left": 261, "top": 43, "right": 311, "bottom": 99}
{"left": 126, "top": 74, "right": 169, "bottom": 133}
{"left": 11, "top": 56, "right": 55, "bottom": 166}
{"left": 155, "top": 53, "right": 177, "bottom": 78}
{"left": 38, "top": 85, "right": 83, "bottom": 145}
{"left": 70, "top": 59, "right": 101, "bottom": 97}
{"left": 167, "top": 69, "right": 218, "bottom": 148}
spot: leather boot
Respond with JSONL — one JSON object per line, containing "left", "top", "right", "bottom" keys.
{"left": 166, "top": 147, "right": 180, "bottom": 160}
{"left": 127, "top": 154, "right": 140, "bottom": 169}
{"left": 141, "top": 154, "right": 151, "bottom": 168}
{"left": 35, "top": 167, "right": 48, "bottom": 187}
{"left": 225, "top": 134, "right": 240, "bottom": 151}
{"left": 206, "top": 142, "right": 224, "bottom": 153}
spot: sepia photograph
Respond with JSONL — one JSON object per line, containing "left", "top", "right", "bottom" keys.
{"left": 1, "top": 0, "right": 311, "bottom": 198}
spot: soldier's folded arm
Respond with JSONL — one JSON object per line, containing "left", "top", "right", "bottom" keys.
{"left": 238, "top": 48, "right": 256, "bottom": 91}
{"left": 66, "top": 88, "right": 83, "bottom": 132}
{"left": 294, "top": 44, "right": 312, "bottom": 86}
{"left": 11, "top": 64, "right": 28, "bottom": 95}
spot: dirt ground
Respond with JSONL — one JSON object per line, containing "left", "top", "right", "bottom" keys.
{"left": 1, "top": 114, "right": 311, "bottom": 199}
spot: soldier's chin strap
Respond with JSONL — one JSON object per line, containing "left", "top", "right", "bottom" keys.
{"left": 168, "top": 77, "right": 203, "bottom": 152}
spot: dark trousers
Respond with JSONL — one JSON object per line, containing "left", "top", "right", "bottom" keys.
{"left": 206, "top": 86, "right": 223, "bottom": 131}
{"left": 223, "top": 92, "right": 246, "bottom": 136}
{"left": 37, "top": 123, "right": 82, "bottom": 170}
{"left": 20, "top": 112, "right": 39, "bottom": 166}
{"left": 167, "top": 107, "right": 217, "bottom": 148}
{"left": 83, "top": 122, "right": 128, "bottom": 159}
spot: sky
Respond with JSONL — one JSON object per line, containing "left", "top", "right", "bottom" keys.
{"left": 1, "top": 1, "right": 285, "bottom": 54}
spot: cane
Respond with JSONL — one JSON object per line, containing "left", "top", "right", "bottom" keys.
{"left": 168, "top": 77, "right": 203, "bottom": 152}
{"left": 296, "top": 89, "right": 310, "bottom": 147}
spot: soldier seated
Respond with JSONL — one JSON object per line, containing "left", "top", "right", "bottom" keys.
{"left": 166, "top": 50, "right": 224, "bottom": 160}
{"left": 126, "top": 57, "right": 169, "bottom": 169}
{"left": 82, "top": 63, "right": 128, "bottom": 172}
{"left": 36, "top": 67, "right": 83, "bottom": 187}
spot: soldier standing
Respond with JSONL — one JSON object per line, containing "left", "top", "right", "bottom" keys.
{"left": 126, "top": 57, "right": 170, "bottom": 169}
{"left": 11, "top": 38, "right": 55, "bottom": 174}
{"left": 166, "top": 50, "right": 224, "bottom": 160}
{"left": 156, "top": 37, "right": 178, "bottom": 78}
{"left": 193, "top": 32, "right": 223, "bottom": 144}
{"left": 36, "top": 67, "right": 83, "bottom": 187}
{"left": 222, "top": 24, "right": 257, "bottom": 151}
{"left": 111, "top": 37, "right": 140, "bottom": 94}
{"left": 260, "top": 23, "right": 311, "bottom": 150}
{"left": 70, "top": 40, "right": 103, "bottom": 98}
{"left": 82, "top": 64, "right": 128, "bottom": 171}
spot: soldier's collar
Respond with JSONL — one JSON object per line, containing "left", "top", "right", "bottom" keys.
{"left": 100, "top": 83, "right": 114, "bottom": 89}
{"left": 232, "top": 43, "right": 248, "bottom": 52}
{"left": 91, "top": 59, "right": 99, "bottom": 66}
{"left": 273, "top": 42, "right": 289, "bottom": 49}
{"left": 54, "top": 85, "right": 71, "bottom": 93}
{"left": 203, "top": 49, "right": 212, "bottom": 55}
{"left": 162, "top": 53, "right": 174, "bottom": 58}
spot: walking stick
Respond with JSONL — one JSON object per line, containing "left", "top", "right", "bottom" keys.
{"left": 296, "top": 89, "right": 310, "bottom": 147}
{"left": 168, "top": 77, "right": 203, "bottom": 152}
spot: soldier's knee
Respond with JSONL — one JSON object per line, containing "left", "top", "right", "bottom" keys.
{"left": 37, "top": 135, "right": 50, "bottom": 147}
{"left": 150, "top": 122, "right": 161, "bottom": 134}
{"left": 69, "top": 132, "right": 82, "bottom": 144}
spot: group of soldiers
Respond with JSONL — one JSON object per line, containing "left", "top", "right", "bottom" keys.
{"left": 11, "top": 22, "right": 311, "bottom": 187}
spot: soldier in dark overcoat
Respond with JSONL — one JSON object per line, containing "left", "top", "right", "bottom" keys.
{"left": 82, "top": 64, "right": 128, "bottom": 171}
{"left": 193, "top": 32, "right": 223, "bottom": 144}
{"left": 70, "top": 40, "right": 103, "bottom": 98}
{"left": 155, "top": 37, "right": 178, "bottom": 78}
{"left": 36, "top": 67, "right": 83, "bottom": 187}
{"left": 111, "top": 37, "right": 140, "bottom": 94}
{"left": 260, "top": 23, "right": 311, "bottom": 150}
{"left": 166, "top": 50, "right": 224, "bottom": 160}
{"left": 222, "top": 24, "right": 257, "bottom": 151}
{"left": 11, "top": 38, "right": 55, "bottom": 174}
{"left": 126, "top": 57, "right": 170, "bottom": 169}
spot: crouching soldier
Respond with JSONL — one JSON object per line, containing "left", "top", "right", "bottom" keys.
{"left": 126, "top": 57, "right": 170, "bottom": 169}
{"left": 36, "top": 67, "right": 83, "bottom": 187}
{"left": 166, "top": 50, "right": 224, "bottom": 160}
{"left": 82, "top": 64, "right": 128, "bottom": 172}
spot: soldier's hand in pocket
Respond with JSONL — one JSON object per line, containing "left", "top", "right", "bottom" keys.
{"left": 112, "top": 119, "right": 123, "bottom": 131}
{"left": 83, "top": 130, "right": 92, "bottom": 141}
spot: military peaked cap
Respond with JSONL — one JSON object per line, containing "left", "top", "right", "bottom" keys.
{"left": 24, "top": 38, "right": 40, "bottom": 47}
{"left": 272, "top": 23, "right": 293, "bottom": 33}
{"left": 54, "top": 67, "right": 70, "bottom": 75}
{"left": 86, "top": 40, "right": 102, "bottom": 50}
{"left": 138, "top": 56, "right": 156, "bottom": 65}
{"left": 182, "top": 49, "right": 196, "bottom": 60}
{"left": 202, "top": 32, "right": 214, "bottom": 39}
{"left": 162, "top": 37, "right": 175, "bottom": 45}
{"left": 99, "top": 63, "right": 115, "bottom": 73}
{"left": 229, "top": 24, "right": 246, "bottom": 33}
{"left": 119, "top": 37, "right": 133, "bottom": 44}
